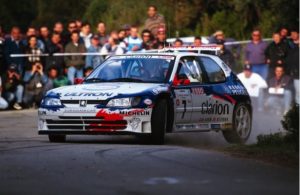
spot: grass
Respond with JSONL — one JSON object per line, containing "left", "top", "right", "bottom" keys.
{"left": 222, "top": 133, "right": 299, "bottom": 168}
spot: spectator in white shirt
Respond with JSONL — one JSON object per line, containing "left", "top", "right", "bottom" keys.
{"left": 237, "top": 64, "right": 267, "bottom": 110}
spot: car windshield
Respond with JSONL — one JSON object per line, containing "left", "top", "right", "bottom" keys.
{"left": 85, "top": 55, "right": 175, "bottom": 83}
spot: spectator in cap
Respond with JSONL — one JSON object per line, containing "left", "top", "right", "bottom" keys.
{"left": 216, "top": 39, "right": 236, "bottom": 70}
{"left": 237, "top": 64, "right": 267, "bottom": 110}
{"left": 2, "top": 64, "right": 24, "bottom": 110}
{"left": 244, "top": 29, "right": 268, "bottom": 80}
{"left": 85, "top": 35, "right": 103, "bottom": 69}
{"left": 122, "top": 24, "right": 131, "bottom": 38}
{"left": 153, "top": 27, "right": 168, "bottom": 49}
{"left": 144, "top": 5, "right": 166, "bottom": 36}
{"left": 0, "top": 76, "right": 9, "bottom": 110}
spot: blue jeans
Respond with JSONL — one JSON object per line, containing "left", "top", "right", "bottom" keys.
{"left": 251, "top": 64, "right": 268, "bottom": 80}
{"left": 67, "top": 66, "right": 84, "bottom": 85}
{"left": 4, "top": 85, "right": 24, "bottom": 104}
{"left": 0, "top": 97, "right": 8, "bottom": 109}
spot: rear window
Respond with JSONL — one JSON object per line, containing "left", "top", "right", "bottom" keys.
{"left": 200, "top": 57, "right": 226, "bottom": 83}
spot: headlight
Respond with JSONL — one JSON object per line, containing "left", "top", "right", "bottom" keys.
{"left": 42, "top": 97, "right": 62, "bottom": 106}
{"left": 107, "top": 97, "right": 141, "bottom": 108}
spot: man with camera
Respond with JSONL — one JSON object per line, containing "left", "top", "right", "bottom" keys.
{"left": 2, "top": 64, "right": 24, "bottom": 110}
{"left": 23, "top": 62, "right": 48, "bottom": 108}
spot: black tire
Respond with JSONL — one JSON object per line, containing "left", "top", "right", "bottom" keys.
{"left": 48, "top": 134, "right": 66, "bottom": 142}
{"left": 222, "top": 103, "right": 252, "bottom": 144}
{"left": 150, "top": 99, "right": 168, "bottom": 144}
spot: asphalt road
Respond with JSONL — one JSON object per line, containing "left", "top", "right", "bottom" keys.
{"left": 0, "top": 109, "right": 298, "bottom": 195}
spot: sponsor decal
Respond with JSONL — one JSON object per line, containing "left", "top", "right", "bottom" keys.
{"left": 228, "top": 85, "right": 247, "bottom": 95}
{"left": 112, "top": 55, "right": 175, "bottom": 60}
{"left": 199, "top": 117, "right": 229, "bottom": 122}
{"left": 176, "top": 99, "right": 180, "bottom": 106}
{"left": 143, "top": 99, "right": 152, "bottom": 105}
{"left": 176, "top": 123, "right": 209, "bottom": 130}
{"left": 79, "top": 100, "right": 87, "bottom": 107}
{"left": 221, "top": 123, "right": 233, "bottom": 129}
{"left": 201, "top": 100, "right": 229, "bottom": 115}
{"left": 120, "top": 110, "right": 150, "bottom": 116}
{"left": 38, "top": 110, "right": 46, "bottom": 115}
{"left": 191, "top": 87, "right": 204, "bottom": 95}
{"left": 152, "top": 86, "right": 169, "bottom": 95}
{"left": 64, "top": 92, "right": 113, "bottom": 97}
{"left": 129, "top": 118, "right": 141, "bottom": 130}
{"left": 212, "top": 94, "right": 236, "bottom": 105}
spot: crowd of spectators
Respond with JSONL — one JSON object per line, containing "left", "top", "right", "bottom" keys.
{"left": 0, "top": 5, "right": 299, "bottom": 115}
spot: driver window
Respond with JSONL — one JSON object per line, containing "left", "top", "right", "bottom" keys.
{"left": 177, "top": 57, "right": 204, "bottom": 83}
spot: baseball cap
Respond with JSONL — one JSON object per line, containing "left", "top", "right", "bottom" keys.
{"left": 244, "top": 64, "right": 252, "bottom": 71}
{"left": 91, "top": 35, "right": 99, "bottom": 40}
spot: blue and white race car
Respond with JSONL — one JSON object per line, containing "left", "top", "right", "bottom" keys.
{"left": 38, "top": 50, "right": 252, "bottom": 144}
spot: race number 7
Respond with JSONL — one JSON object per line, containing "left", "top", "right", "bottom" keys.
{"left": 181, "top": 100, "right": 186, "bottom": 119}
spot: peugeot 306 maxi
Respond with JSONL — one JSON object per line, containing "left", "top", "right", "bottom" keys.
{"left": 38, "top": 52, "right": 252, "bottom": 144}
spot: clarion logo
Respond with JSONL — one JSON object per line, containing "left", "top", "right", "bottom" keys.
{"left": 201, "top": 100, "right": 229, "bottom": 115}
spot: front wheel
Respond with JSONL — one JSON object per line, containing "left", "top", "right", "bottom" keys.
{"left": 222, "top": 103, "right": 252, "bottom": 144}
{"left": 150, "top": 99, "right": 168, "bottom": 144}
{"left": 48, "top": 134, "right": 66, "bottom": 142}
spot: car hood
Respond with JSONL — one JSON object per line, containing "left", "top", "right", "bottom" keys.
{"left": 48, "top": 82, "right": 169, "bottom": 100}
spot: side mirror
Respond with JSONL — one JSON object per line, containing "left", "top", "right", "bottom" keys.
{"left": 74, "top": 78, "right": 84, "bottom": 85}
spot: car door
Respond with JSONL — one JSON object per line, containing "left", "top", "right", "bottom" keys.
{"left": 173, "top": 57, "right": 194, "bottom": 125}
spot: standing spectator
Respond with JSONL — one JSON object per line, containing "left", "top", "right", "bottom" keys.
{"left": 75, "top": 20, "right": 82, "bottom": 31}
{"left": 264, "top": 66, "right": 293, "bottom": 114}
{"left": 53, "top": 22, "right": 67, "bottom": 45}
{"left": 209, "top": 30, "right": 241, "bottom": 59}
{"left": 265, "top": 32, "right": 289, "bottom": 78}
{"left": 216, "top": 39, "right": 236, "bottom": 70}
{"left": 237, "top": 64, "right": 267, "bottom": 110}
{"left": 144, "top": 5, "right": 166, "bottom": 37}
{"left": 173, "top": 39, "right": 183, "bottom": 47}
{"left": 96, "top": 22, "right": 109, "bottom": 47}
{"left": 101, "top": 34, "right": 124, "bottom": 55}
{"left": 80, "top": 22, "right": 93, "bottom": 49}
{"left": 23, "top": 27, "right": 45, "bottom": 52}
{"left": 0, "top": 76, "right": 9, "bottom": 110}
{"left": 23, "top": 62, "right": 48, "bottom": 108}
{"left": 45, "top": 33, "right": 64, "bottom": 75}
{"left": 141, "top": 29, "right": 155, "bottom": 50}
{"left": 124, "top": 26, "right": 142, "bottom": 52}
{"left": 65, "top": 21, "right": 77, "bottom": 45}
{"left": 2, "top": 64, "right": 24, "bottom": 110}
{"left": 39, "top": 26, "right": 51, "bottom": 50}
{"left": 85, "top": 35, "right": 102, "bottom": 69}
{"left": 4, "top": 26, "right": 25, "bottom": 75}
{"left": 64, "top": 31, "right": 86, "bottom": 84}
{"left": 0, "top": 25, "right": 5, "bottom": 73}
{"left": 244, "top": 29, "right": 268, "bottom": 80}
{"left": 279, "top": 26, "right": 289, "bottom": 44}
{"left": 193, "top": 36, "right": 202, "bottom": 47}
{"left": 285, "top": 29, "right": 299, "bottom": 104}
{"left": 25, "top": 35, "right": 44, "bottom": 68}
{"left": 118, "top": 29, "right": 126, "bottom": 43}
{"left": 153, "top": 27, "right": 168, "bottom": 49}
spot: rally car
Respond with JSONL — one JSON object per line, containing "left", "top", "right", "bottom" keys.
{"left": 38, "top": 50, "right": 252, "bottom": 144}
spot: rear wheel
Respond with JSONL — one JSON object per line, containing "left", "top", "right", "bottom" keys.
{"left": 222, "top": 103, "right": 252, "bottom": 144}
{"left": 48, "top": 134, "right": 66, "bottom": 142}
{"left": 150, "top": 99, "right": 168, "bottom": 144}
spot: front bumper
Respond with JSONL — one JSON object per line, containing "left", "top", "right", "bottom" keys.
{"left": 38, "top": 107, "right": 152, "bottom": 134}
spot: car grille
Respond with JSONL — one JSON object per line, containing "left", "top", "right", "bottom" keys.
{"left": 46, "top": 116, "right": 127, "bottom": 131}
